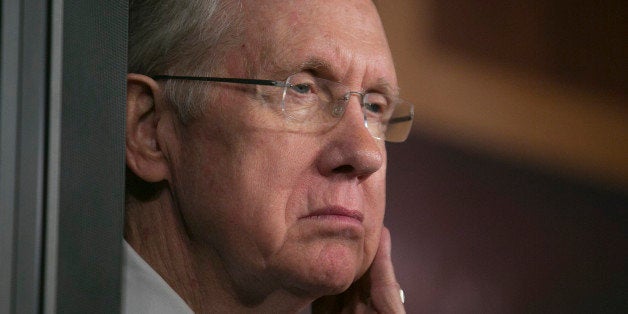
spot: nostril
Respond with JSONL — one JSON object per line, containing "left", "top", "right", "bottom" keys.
{"left": 332, "top": 164, "right": 354, "bottom": 174}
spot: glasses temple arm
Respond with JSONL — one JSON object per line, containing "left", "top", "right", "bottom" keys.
{"left": 150, "top": 75, "right": 288, "bottom": 87}
{"left": 388, "top": 115, "right": 413, "bottom": 125}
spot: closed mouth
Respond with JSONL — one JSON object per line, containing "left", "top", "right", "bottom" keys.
{"left": 302, "top": 206, "right": 364, "bottom": 222}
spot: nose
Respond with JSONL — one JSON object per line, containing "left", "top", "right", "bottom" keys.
{"left": 316, "top": 98, "right": 384, "bottom": 180}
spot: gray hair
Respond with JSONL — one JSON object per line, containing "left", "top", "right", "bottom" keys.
{"left": 129, "top": 0, "right": 242, "bottom": 122}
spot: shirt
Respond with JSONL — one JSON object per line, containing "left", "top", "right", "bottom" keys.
{"left": 121, "top": 241, "right": 194, "bottom": 314}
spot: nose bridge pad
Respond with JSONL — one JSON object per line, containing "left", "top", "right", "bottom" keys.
{"left": 331, "top": 92, "right": 351, "bottom": 118}
{"left": 335, "top": 92, "right": 367, "bottom": 124}
{"left": 331, "top": 102, "right": 345, "bottom": 118}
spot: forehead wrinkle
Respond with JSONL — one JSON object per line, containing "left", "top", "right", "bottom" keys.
{"left": 256, "top": 13, "right": 382, "bottom": 75}
{"left": 268, "top": 34, "right": 353, "bottom": 78}
{"left": 248, "top": 0, "right": 395, "bottom": 90}
{"left": 253, "top": 22, "right": 300, "bottom": 78}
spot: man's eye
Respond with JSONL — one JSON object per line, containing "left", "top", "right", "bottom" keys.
{"left": 364, "top": 102, "right": 384, "bottom": 114}
{"left": 291, "top": 84, "right": 312, "bottom": 94}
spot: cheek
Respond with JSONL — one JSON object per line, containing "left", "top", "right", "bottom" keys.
{"left": 240, "top": 138, "right": 318, "bottom": 246}
{"left": 188, "top": 133, "right": 316, "bottom": 254}
{"left": 362, "top": 172, "right": 387, "bottom": 269}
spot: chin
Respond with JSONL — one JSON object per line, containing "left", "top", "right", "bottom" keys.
{"left": 285, "top": 241, "right": 367, "bottom": 297}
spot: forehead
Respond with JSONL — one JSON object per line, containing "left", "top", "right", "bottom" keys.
{"left": 238, "top": 0, "right": 396, "bottom": 88}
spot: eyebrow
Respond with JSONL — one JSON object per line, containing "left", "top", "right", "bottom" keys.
{"left": 274, "top": 57, "right": 333, "bottom": 79}
{"left": 298, "top": 58, "right": 334, "bottom": 74}
{"left": 373, "top": 77, "right": 400, "bottom": 97}
{"left": 288, "top": 57, "right": 400, "bottom": 97}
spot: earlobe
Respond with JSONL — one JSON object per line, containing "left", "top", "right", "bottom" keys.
{"left": 126, "top": 73, "right": 170, "bottom": 183}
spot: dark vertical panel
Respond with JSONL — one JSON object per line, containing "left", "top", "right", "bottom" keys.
{"left": 14, "top": 0, "right": 48, "bottom": 312}
{"left": 0, "top": 0, "right": 21, "bottom": 312}
{"left": 53, "top": 0, "right": 127, "bottom": 313}
{"left": 1, "top": 0, "right": 49, "bottom": 313}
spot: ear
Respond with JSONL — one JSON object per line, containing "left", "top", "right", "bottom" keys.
{"left": 126, "top": 73, "right": 170, "bottom": 183}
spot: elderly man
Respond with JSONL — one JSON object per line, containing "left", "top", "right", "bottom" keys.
{"left": 124, "top": 0, "right": 413, "bottom": 312}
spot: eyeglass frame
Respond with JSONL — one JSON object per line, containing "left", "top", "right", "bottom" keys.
{"left": 150, "top": 74, "right": 414, "bottom": 142}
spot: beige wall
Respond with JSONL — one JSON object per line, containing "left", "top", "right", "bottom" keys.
{"left": 378, "top": 1, "right": 628, "bottom": 190}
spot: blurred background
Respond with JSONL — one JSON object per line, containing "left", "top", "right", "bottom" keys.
{"left": 377, "top": 1, "right": 627, "bottom": 313}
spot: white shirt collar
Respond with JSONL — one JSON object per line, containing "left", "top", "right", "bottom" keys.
{"left": 121, "top": 241, "right": 194, "bottom": 314}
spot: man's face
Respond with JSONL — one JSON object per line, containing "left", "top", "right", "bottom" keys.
{"left": 167, "top": 0, "right": 397, "bottom": 300}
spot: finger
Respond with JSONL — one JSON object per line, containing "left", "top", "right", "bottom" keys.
{"left": 369, "top": 227, "right": 405, "bottom": 313}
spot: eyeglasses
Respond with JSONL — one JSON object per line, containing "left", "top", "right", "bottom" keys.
{"left": 151, "top": 72, "right": 414, "bottom": 142}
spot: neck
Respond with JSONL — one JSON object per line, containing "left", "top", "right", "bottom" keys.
{"left": 124, "top": 186, "right": 313, "bottom": 313}
{"left": 124, "top": 187, "right": 202, "bottom": 309}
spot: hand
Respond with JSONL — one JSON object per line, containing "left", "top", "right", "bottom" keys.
{"left": 312, "top": 227, "right": 405, "bottom": 313}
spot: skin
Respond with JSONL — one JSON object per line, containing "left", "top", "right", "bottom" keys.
{"left": 125, "top": 0, "right": 405, "bottom": 312}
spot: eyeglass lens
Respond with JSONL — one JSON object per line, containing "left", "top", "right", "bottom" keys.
{"left": 282, "top": 73, "right": 413, "bottom": 142}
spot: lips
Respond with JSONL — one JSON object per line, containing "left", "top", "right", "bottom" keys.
{"left": 302, "top": 206, "right": 364, "bottom": 222}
